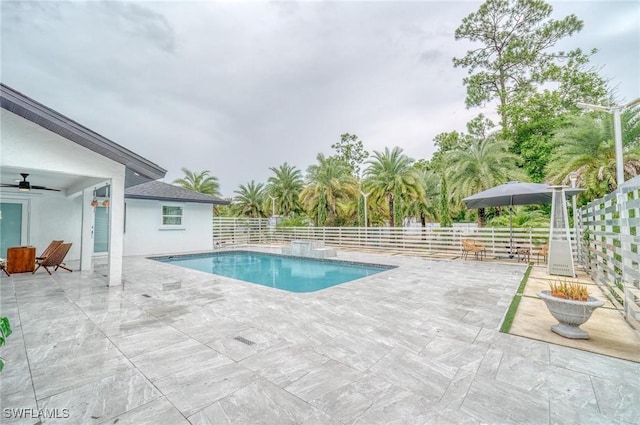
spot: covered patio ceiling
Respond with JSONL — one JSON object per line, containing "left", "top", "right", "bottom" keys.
{"left": 0, "top": 165, "right": 109, "bottom": 198}
{"left": 0, "top": 166, "right": 152, "bottom": 198}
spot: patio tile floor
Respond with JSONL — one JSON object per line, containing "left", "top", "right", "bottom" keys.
{"left": 1, "top": 247, "right": 639, "bottom": 424}
{"left": 511, "top": 266, "right": 640, "bottom": 362}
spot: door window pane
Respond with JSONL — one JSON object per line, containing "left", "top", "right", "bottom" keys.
{"left": 0, "top": 203, "right": 22, "bottom": 257}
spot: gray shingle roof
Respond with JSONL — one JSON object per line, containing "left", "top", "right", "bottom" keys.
{"left": 125, "top": 180, "right": 229, "bottom": 205}
{"left": 1, "top": 83, "right": 166, "bottom": 182}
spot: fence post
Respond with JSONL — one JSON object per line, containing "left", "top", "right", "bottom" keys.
{"left": 617, "top": 190, "right": 632, "bottom": 321}
{"left": 491, "top": 228, "right": 495, "bottom": 257}
{"left": 402, "top": 228, "right": 406, "bottom": 250}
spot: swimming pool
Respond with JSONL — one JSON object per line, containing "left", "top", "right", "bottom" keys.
{"left": 154, "top": 251, "right": 394, "bottom": 293}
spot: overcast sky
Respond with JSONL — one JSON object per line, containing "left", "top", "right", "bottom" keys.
{"left": 2, "top": 0, "right": 638, "bottom": 197}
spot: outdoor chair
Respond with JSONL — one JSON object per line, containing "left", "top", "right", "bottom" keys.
{"left": 33, "top": 243, "right": 72, "bottom": 275}
{"left": 33, "top": 240, "right": 63, "bottom": 274}
{"left": 473, "top": 240, "right": 487, "bottom": 261}
{"left": 462, "top": 239, "right": 486, "bottom": 261}
{"left": 517, "top": 247, "right": 531, "bottom": 263}
{"left": 533, "top": 243, "right": 548, "bottom": 264}
{"left": 36, "top": 240, "right": 63, "bottom": 262}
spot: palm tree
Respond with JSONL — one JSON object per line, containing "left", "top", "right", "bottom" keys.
{"left": 405, "top": 164, "right": 440, "bottom": 227}
{"left": 363, "top": 147, "right": 424, "bottom": 227}
{"left": 173, "top": 167, "right": 221, "bottom": 197}
{"left": 232, "top": 181, "right": 266, "bottom": 218}
{"left": 446, "top": 137, "right": 525, "bottom": 226}
{"left": 267, "top": 162, "right": 303, "bottom": 216}
{"left": 487, "top": 206, "right": 549, "bottom": 228}
{"left": 300, "top": 154, "right": 357, "bottom": 226}
{"left": 546, "top": 110, "right": 640, "bottom": 198}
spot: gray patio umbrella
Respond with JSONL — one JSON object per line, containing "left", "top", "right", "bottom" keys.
{"left": 462, "top": 181, "right": 584, "bottom": 256}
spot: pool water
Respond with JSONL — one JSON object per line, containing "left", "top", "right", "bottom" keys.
{"left": 155, "top": 251, "right": 394, "bottom": 293}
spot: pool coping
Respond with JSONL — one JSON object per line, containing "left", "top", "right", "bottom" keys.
{"left": 148, "top": 249, "right": 398, "bottom": 271}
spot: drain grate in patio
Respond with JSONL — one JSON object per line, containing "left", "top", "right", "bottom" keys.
{"left": 234, "top": 336, "right": 255, "bottom": 346}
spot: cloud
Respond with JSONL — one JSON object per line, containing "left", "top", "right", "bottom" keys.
{"left": 551, "top": 0, "right": 640, "bottom": 100}
{"left": 98, "top": 1, "right": 177, "bottom": 53}
{"left": 1, "top": 0, "right": 637, "bottom": 196}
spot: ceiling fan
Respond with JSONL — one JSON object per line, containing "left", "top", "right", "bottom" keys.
{"left": 0, "top": 173, "right": 61, "bottom": 192}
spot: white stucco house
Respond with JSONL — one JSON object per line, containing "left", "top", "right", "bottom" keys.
{"left": 122, "top": 180, "right": 227, "bottom": 256}
{"left": 0, "top": 84, "right": 227, "bottom": 285}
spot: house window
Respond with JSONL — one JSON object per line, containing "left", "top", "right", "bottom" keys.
{"left": 162, "top": 205, "right": 183, "bottom": 226}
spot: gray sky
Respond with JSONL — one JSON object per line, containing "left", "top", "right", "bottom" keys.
{"left": 2, "top": 1, "right": 638, "bottom": 197}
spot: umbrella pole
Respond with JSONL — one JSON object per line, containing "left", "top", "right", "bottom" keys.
{"left": 509, "top": 197, "right": 514, "bottom": 258}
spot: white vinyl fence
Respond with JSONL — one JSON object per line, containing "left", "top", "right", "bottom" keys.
{"left": 269, "top": 226, "right": 557, "bottom": 259}
{"left": 212, "top": 217, "right": 565, "bottom": 260}
{"left": 579, "top": 176, "right": 640, "bottom": 330}
{"left": 212, "top": 217, "right": 271, "bottom": 246}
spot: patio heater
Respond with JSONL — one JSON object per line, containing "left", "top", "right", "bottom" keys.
{"left": 360, "top": 191, "right": 370, "bottom": 228}
{"left": 269, "top": 196, "right": 277, "bottom": 228}
{"left": 569, "top": 173, "right": 580, "bottom": 262}
{"left": 547, "top": 186, "right": 576, "bottom": 277}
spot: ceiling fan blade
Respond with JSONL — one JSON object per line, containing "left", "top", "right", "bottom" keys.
{"left": 31, "top": 185, "right": 61, "bottom": 192}
{"left": 3, "top": 174, "right": 61, "bottom": 191}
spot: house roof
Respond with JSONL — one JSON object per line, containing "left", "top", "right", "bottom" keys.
{"left": 125, "top": 180, "right": 229, "bottom": 205}
{"left": 0, "top": 83, "right": 166, "bottom": 182}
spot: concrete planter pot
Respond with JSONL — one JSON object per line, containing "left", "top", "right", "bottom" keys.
{"left": 537, "top": 290, "right": 604, "bottom": 339}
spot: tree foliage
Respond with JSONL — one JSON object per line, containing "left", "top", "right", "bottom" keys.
{"left": 300, "top": 154, "right": 357, "bottom": 226}
{"left": 232, "top": 181, "right": 266, "bottom": 218}
{"left": 546, "top": 110, "right": 640, "bottom": 198}
{"left": 466, "top": 114, "right": 497, "bottom": 140}
{"left": 363, "top": 147, "right": 424, "bottom": 227}
{"left": 267, "top": 163, "right": 304, "bottom": 216}
{"left": 446, "top": 136, "right": 526, "bottom": 226}
{"left": 487, "top": 206, "right": 549, "bottom": 228}
{"left": 453, "top": 0, "right": 603, "bottom": 131}
{"left": 432, "top": 114, "right": 498, "bottom": 170}
{"left": 439, "top": 173, "right": 452, "bottom": 227}
{"left": 404, "top": 166, "right": 440, "bottom": 227}
{"left": 173, "top": 167, "right": 221, "bottom": 197}
{"left": 331, "top": 133, "right": 369, "bottom": 177}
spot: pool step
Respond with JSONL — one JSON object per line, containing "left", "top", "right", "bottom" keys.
{"left": 282, "top": 240, "right": 337, "bottom": 259}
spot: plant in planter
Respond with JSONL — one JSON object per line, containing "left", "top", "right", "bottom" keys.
{"left": 0, "top": 316, "right": 12, "bottom": 372}
{"left": 548, "top": 281, "right": 589, "bottom": 301}
{"left": 537, "top": 280, "right": 604, "bottom": 339}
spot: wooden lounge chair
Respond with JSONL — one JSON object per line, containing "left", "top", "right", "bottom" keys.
{"left": 33, "top": 243, "right": 72, "bottom": 275}
{"left": 0, "top": 259, "right": 9, "bottom": 277}
{"left": 36, "top": 240, "right": 63, "bottom": 262}
{"left": 33, "top": 240, "right": 63, "bottom": 274}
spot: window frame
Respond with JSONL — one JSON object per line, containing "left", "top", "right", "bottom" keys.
{"left": 160, "top": 204, "right": 184, "bottom": 229}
